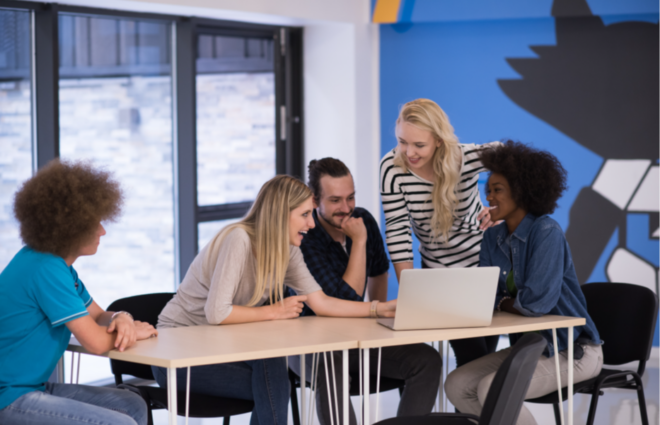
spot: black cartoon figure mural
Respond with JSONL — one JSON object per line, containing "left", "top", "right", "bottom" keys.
{"left": 497, "top": 0, "right": 659, "bottom": 293}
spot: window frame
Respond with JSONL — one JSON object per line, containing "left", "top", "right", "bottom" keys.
{"left": 190, "top": 20, "right": 304, "bottom": 211}
{"left": 0, "top": 0, "right": 304, "bottom": 285}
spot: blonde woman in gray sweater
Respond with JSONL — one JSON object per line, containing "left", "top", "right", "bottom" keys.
{"left": 153, "top": 175, "right": 396, "bottom": 425}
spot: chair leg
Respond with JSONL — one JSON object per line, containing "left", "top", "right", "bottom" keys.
{"left": 552, "top": 402, "right": 562, "bottom": 425}
{"left": 223, "top": 416, "right": 230, "bottom": 425}
{"left": 633, "top": 374, "right": 650, "bottom": 425}
{"left": 146, "top": 406, "right": 154, "bottom": 425}
{"left": 585, "top": 389, "right": 602, "bottom": 425}
{"left": 290, "top": 372, "right": 301, "bottom": 425}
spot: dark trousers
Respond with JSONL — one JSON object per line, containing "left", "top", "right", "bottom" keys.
{"left": 421, "top": 261, "right": 500, "bottom": 368}
{"left": 289, "top": 343, "right": 441, "bottom": 425}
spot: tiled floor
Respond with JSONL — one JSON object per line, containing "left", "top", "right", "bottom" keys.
{"left": 152, "top": 345, "right": 659, "bottom": 425}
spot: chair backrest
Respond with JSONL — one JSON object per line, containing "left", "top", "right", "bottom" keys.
{"left": 107, "top": 293, "right": 175, "bottom": 383}
{"left": 479, "top": 333, "right": 546, "bottom": 425}
{"left": 582, "top": 282, "right": 658, "bottom": 374}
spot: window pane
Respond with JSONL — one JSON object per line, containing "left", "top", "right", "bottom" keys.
{"left": 59, "top": 15, "right": 174, "bottom": 308}
{"left": 58, "top": 14, "right": 174, "bottom": 383}
{"left": 196, "top": 35, "right": 276, "bottom": 207}
{"left": 0, "top": 9, "right": 32, "bottom": 270}
{"left": 198, "top": 218, "right": 241, "bottom": 251}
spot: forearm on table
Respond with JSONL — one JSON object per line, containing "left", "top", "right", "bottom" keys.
{"left": 367, "top": 274, "right": 389, "bottom": 302}
{"left": 393, "top": 261, "right": 413, "bottom": 282}
{"left": 501, "top": 298, "right": 522, "bottom": 315}
{"left": 87, "top": 301, "right": 137, "bottom": 327}
{"left": 94, "top": 308, "right": 136, "bottom": 327}
{"left": 512, "top": 295, "right": 549, "bottom": 318}
{"left": 66, "top": 316, "right": 117, "bottom": 355}
{"left": 219, "top": 305, "right": 274, "bottom": 324}
{"left": 306, "top": 292, "right": 370, "bottom": 318}
{"left": 82, "top": 332, "right": 117, "bottom": 355}
{"left": 86, "top": 301, "right": 114, "bottom": 326}
{"left": 342, "top": 240, "right": 367, "bottom": 295}
{"left": 95, "top": 311, "right": 115, "bottom": 326}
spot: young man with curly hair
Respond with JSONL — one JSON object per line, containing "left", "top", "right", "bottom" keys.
{"left": 0, "top": 160, "right": 156, "bottom": 425}
{"left": 445, "top": 141, "right": 603, "bottom": 425}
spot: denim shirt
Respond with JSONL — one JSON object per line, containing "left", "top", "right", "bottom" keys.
{"left": 480, "top": 213, "right": 601, "bottom": 357}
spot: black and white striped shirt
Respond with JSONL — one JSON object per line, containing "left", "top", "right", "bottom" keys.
{"left": 380, "top": 142, "right": 499, "bottom": 268}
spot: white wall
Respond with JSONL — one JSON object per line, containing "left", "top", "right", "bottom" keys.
{"left": 27, "top": 0, "right": 382, "bottom": 217}
{"left": 302, "top": 18, "right": 381, "bottom": 218}
{"left": 355, "top": 23, "right": 381, "bottom": 218}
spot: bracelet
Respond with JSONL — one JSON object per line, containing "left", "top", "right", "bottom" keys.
{"left": 110, "top": 311, "right": 134, "bottom": 322}
{"left": 496, "top": 296, "right": 511, "bottom": 312}
{"left": 370, "top": 300, "right": 380, "bottom": 319}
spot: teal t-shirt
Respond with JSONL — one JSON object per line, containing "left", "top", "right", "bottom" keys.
{"left": 0, "top": 246, "right": 92, "bottom": 409}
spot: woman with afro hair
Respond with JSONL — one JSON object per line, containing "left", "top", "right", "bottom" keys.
{"left": 0, "top": 160, "right": 156, "bottom": 425}
{"left": 445, "top": 141, "right": 603, "bottom": 425}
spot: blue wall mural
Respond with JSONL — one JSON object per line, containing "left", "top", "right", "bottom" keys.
{"left": 378, "top": 0, "right": 659, "bottom": 344}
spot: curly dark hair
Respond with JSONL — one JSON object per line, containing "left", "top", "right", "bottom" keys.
{"left": 479, "top": 140, "right": 568, "bottom": 216}
{"left": 13, "top": 160, "right": 123, "bottom": 258}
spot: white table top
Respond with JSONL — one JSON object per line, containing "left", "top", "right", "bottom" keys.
{"left": 67, "top": 313, "right": 585, "bottom": 367}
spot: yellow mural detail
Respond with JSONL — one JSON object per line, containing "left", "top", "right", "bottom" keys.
{"left": 372, "top": 0, "right": 401, "bottom": 23}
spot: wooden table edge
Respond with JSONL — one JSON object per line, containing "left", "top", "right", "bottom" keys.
{"left": 357, "top": 316, "right": 587, "bottom": 349}
{"left": 67, "top": 340, "right": 359, "bottom": 369}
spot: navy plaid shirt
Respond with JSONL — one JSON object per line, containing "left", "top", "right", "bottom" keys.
{"left": 287, "top": 207, "right": 390, "bottom": 316}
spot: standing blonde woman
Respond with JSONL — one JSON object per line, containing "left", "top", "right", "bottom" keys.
{"left": 380, "top": 99, "right": 500, "bottom": 368}
{"left": 153, "top": 175, "right": 396, "bottom": 425}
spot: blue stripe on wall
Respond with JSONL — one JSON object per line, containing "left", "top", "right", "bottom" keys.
{"left": 397, "top": 0, "right": 657, "bottom": 23}
{"left": 408, "top": 0, "right": 552, "bottom": 23}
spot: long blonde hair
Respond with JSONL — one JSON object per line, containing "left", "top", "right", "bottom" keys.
{"left": 215, "top": 175, "right": 312, "bottom": 306}
{"left": 393, "top": 99, "right": 462, "bottom": 242}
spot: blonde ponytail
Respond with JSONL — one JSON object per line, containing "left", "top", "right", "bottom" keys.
{"left": 393, "top": 99, "right": 462, "bottom": 242}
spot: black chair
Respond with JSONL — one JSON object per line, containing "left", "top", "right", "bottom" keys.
{"left": 373, "top": 333, "right": 547, "bottom": 425}
{"left": 289, "top": 367, "right": 405, "bottom": 425}
{"left": 526, "top": 282, "right": 659, "bottom": 425}
{"left": 108, "top": 293, "right": 254, "bottom": 425}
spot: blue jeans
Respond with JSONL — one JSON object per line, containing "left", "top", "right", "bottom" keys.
{"left": 152, "top": 356, "right": 289, "bottom": 425}
{"left": 0, "top": 383, "right": 148, "bottom": 425}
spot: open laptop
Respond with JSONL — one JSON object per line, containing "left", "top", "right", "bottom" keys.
{"left": 377, "top": 267, "right": 500, "bottom": 331}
